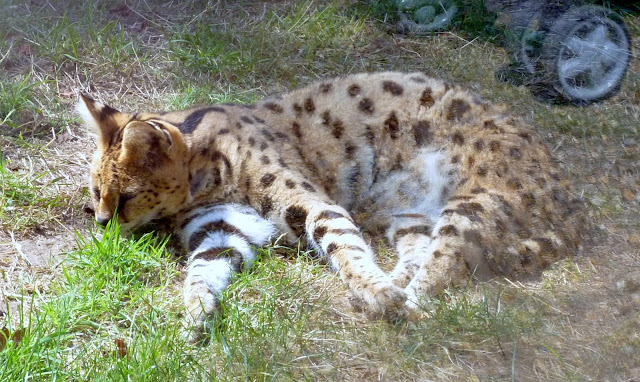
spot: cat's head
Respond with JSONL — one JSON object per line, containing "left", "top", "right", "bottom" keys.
{"left": 77, "top": 94, "right": 190, "bottom": 231}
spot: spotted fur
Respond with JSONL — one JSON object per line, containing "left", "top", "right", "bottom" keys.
{"left": 78, "top": 72, "right": 585, "bottom": 338}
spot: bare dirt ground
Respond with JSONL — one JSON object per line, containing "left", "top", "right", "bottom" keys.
{"left": 1, "top": 1, "right": 639, "bottom": 380}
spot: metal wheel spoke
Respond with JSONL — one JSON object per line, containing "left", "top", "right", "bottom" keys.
{"left": 558, "top": 57, "right": 590, "bottom": 79}
{"left": 565, "top": 36, "right": 588, "bottom": 55}
{"left": 600, "top": 40, "right": 626, "bottom": 66}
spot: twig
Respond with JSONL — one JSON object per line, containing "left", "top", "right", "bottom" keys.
{"left": 9, "top": 231, "right": 32, "bottom": 266}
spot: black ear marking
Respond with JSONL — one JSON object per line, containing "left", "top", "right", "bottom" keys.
{"left": 77, "top": 93, "right": 127, "bottom": 147}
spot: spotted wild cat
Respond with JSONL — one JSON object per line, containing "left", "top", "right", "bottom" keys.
{"left": 78, "top": 72, "right": 585, "bottom": 341}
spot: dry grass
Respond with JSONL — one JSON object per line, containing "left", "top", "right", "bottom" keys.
{"left": 1, "top": 0, "right": 639, "bottom": 380}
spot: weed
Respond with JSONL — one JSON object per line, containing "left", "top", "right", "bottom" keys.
{"left": 0, "top": 74, "right": 39, "bottom": 129}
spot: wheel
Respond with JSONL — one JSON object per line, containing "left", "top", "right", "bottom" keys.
{"left": 541, "top": 5, "right": 631, "bottom": 103}
{"left": 396, "top": 0, "right": 459, "bottom": 35}
{"left": 518, "top": 22, "right": 546, "bottom": 75}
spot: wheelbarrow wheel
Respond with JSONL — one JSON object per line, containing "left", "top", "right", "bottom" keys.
{"left": 540, "top": 5, "right": 631, "bottom": 104}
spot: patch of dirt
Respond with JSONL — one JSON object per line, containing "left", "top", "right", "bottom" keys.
{"left": 0, "top": 229, "right": 80, "bottom": 328}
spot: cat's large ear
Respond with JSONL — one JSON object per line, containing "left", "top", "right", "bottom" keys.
{"left": 76, "top": 93, "right": 130, "bottom": 148}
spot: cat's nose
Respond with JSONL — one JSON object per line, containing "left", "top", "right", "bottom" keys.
{"left": 96, "top": 216, "right": 111, "bottom": 227}
{"left": 95, "top": 211, "right": 112, "bottom": 227}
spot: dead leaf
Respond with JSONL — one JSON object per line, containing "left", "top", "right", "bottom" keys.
{"left": 622, "top": 188, "right": 635, "bottom": 201}
{"left": 17, "top": 43, "right": 32, "bottom": 56}
{"left": 56, "top": 132, "right": 75, "bottom": 143}
{"left": 114, "top": 338, "right": 127, "bottom": 358}
{"left": 0, "top": 327, "right": 24, "bottom": 351}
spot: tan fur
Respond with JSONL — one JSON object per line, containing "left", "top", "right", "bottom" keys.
{"left": 80, "top": 72, "right": 585, "bottom": 314}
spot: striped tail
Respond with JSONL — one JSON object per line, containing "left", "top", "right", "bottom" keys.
{"left": 179, "top": 204, "right": 276, "bottom": 342}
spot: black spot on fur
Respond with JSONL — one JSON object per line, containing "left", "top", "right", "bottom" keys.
{"left": 474, "top": 140, "right": 484, "bottom": 151}
{"left": 483, "top": 120, "right": 499, "bottom": 130}
{"left": 315, "top": 210, "right": 347, "bottom": 222}
{"left": 260, "top": 155, "right": 270, "bottom": 165}
{"left": 506, "top": 178, "right": 522, "bottom": 190}
{"left": 321, "top": 110, "right": 331, "bottom": 125}
{"left": 394, "top": 225, "right": 432, "bottom": 243}
{"left": 345, "top": 142, "right": 357, "bottom": 160}
{"left": 218, "top": 128, "right": 230, "bottom": 135}
{"left": 438, "top": 225, "right": 459, "bottom": 236}
{"left": 382, "top": 80, "right": 404, "bottom": 96}
{"left": 449, "top": 195, "right": 473, "bottom": 201}
{"left": 364, "top": 126, "right": 375, "bottom": 145}
{"left": 470, "top": 187, "right": 487, "bottom": 194}
{"left": 347, "top": 84, "right": 361, "bottom": 97}
{"left": 274, "top": 132, "right": 289, "bottom": 141}
{"left": 248, "top": 137, "right": 256, "bottom": 146}
{"left": 331, "top": 119, "right": 344, "bottom": 139}
{"left": 358, "top": 98, "right": 374, "bottom": 114}
{"left": 518, "top": 132, "right": 532, "bottom": 143}
{"left": 301, "top": 182, "right": 316, "bottom": 193}
{"left": 384, "top": 111, "right": 400, "bottom": 139}
{"left": 452, "top": 132, "right": 465, "bottom": 145}
{"left": 292, "top": 122, "right": 302, "bottom": 139}
{"left": 410, "top": 76, "right": 427, "bottom": 83}
{"left": 521, "top": 192, "right": 536, "bottom": 207}
{"left": 510, "top": 147, "right": 522, "bottom": 159}
{"left": 259, "top": 142, "right": 268, "bottom": 151}
{"left": 285, "top": 205, "right": 308, "bottom": 237}
{"left": 420, "top": 87, "right": 434, "bottom": 107}
{"left": 293, "top": 103, "right": 303, "bottom": 117}
{"left": 261, "top": 196, "right": 274, "bottom": 215}
{"left": 240, "top": 116, "right": 254, "bottom": 124}
{"left": 412, "top": 120, "right": 431, "bottom": 145}
{"left": 285, "top": 179, "right": 296, "bottom": 189}
{"left": 446, "top": 99, "right": 470, "bottom": 121}
{"left": 261, "top": 128, "right": 275, "bottom": 142}
{"left": 391, "top": 153, "right": 403, "bottom": 171}
{"left": 319, "top": 83, "right": 333, "bottom": 93}
{"left": 313, "top": 226, "right": 327, "bottom": 242}
{"left": 329, "top": 228, "right": 360, "bottom": 236}
{"left": 264, "top": 102, "right": 284, "bottom": 113}
{"left": 456, "top": 202, "right": 485, "bottom": 216}
{"left": 304, "top": 98, "right": 315, "bottom": 114}
{"left": 260, "top": 173, "right": 276, "bottom": 187}
{"left": 489, "top": 141, "right": 501, "bottom": 152}
{"left": 253, "top": 116, "right": 265, "bottom": 123}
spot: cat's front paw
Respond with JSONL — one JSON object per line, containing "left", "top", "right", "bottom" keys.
{"left": 182, "top": 285, "right": 218, "bottom": 344}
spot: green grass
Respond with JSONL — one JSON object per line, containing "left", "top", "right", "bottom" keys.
{"left": 1, "top": 219, "right": 539, "bottom": 380}
{"left": 169, "top": 1, "right": 371, "bottom": 89}
{"left": 0, "top": 75, "right": 39, "bottom": 130}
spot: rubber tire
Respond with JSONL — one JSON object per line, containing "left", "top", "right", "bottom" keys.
{"left": 540, "top": 5, "right": 631, "bottom": 104}
{"left": 396, "top": 0, "right": 459, "bottom": 35}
